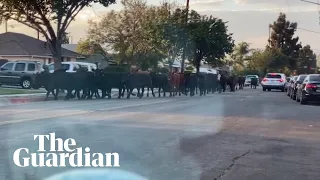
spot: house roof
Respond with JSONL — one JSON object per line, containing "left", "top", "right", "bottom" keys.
{"left": 62, "top": 44, "right": 77, "bottom": 52}
{"left": 0, "top": 32, "right": 81, "bottom": 58}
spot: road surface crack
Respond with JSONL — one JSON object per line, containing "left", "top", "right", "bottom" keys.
{"left": 214, "top": 150, "right": 251, "bottom": 180}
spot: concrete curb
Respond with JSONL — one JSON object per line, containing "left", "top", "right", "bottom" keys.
{"left": 0, "top": 94, "right": 46, "bottom": 107}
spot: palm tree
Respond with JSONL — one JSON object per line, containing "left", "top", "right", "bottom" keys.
{"left": 231, "top": 42, "right": 251, "bottom": 67}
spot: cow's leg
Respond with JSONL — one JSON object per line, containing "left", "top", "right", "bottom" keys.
{"left": 151, "top": 87, "right": 155, "bottom": 97}
{"left": 45, "top": 91, "right": 50, "bottom": 100}
{"left": 54, "top": 88, "right": 59, "bottom": 100}
{"left": 65, "top": 90, "right": 72, "bottom": 100}
{"left": 127, "top": 89, "right": 133, "bottom": 99}
{"left": 118, "top": 88, "right": 122, "bottom": 99}
{"left": 107, "top": 89, "right": 112, "bottom": 99}
{"left": 139, "top": 88, "right": 144, "bottom": 99}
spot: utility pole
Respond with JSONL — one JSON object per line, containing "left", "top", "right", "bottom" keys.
{"left": 5, "top": 20, "right": 7, "bottom": 33}
{"left": 180, "top": 0, "right": 190, "bottom": 73}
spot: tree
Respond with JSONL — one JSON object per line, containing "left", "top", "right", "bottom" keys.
{"left": 76, "top": 39, "right": 107, "bottom": 56}
{"left": 0, "top": 0, "right": 116, "bottom": 70}
{"left": 147, "top": 6, "right": 187, "bottom": 72}
{"left": 297, "top": 45, "right": 317, "bottom": 74}
{"left": 88, "top": 0, "right": 149, "bottom": 65}
{"left": 187, "top": 12, "right": 234, "bottom": 73}
{"left": 268, "top": 13, "right": 302, "bottom": 69}
{"left": 62, "top": 32, "right": 70, "bottom": 44}
{"left": 231, "top": 42, "right": 250, "bottom": 66}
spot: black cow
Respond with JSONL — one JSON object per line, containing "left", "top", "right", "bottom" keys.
{"left": 250, "top": 77, "right": 258, "bottom": 89}
{"left": 148, "top": 72, "right": 169, "bottom": 97}
{"left": 94, "top": 69, "right": 128, "bottom": 99}
{"left": 184, "top": 73, "right": 198, "bottom": 96}
{"left": 33, "top": 71, "right": 55, "bottom": 100}
{"left": 198, "top": 73, "right": 207, "bottom": 96}
{"left": 125, "top": 72, "right": 153, "bottom": 99}
{"left": 238, "top": 76, "right": 245, "bottom": 89}
{"left": 227, "top": 75, "right": 237, "bottom": 92}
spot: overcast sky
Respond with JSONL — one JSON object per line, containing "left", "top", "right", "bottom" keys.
{"left": 1, "top": 0, "right": 320, "bottom": 54}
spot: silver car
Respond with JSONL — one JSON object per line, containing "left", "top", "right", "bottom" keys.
{"left": 261, "top": 73, "right": 286, "bottom": 92}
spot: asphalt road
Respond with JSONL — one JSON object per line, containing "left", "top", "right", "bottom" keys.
{"left": 0, "top": 88, "right": 319, "bottom": 180}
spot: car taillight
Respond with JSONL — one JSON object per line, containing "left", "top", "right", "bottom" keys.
{"left": 262, "top": 78, "right": 268, "bottom": 82}
{"left": 306, "top": 84, "right": 317, "bottom": 88}
{"left": 279, "top": 79, "right": 283, "bottom": 82}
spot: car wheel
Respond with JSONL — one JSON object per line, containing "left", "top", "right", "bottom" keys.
{"left": 263, "top": 87, "right": 266, "bottom": 91}
{"left": 21, "top": 78, "right": 32, "bottom": 89}
{"left": 268, "top": 89, "right": 271, "bottom": 91}
{"left": 281, "top": 87, "right": 285, "bottom": 92}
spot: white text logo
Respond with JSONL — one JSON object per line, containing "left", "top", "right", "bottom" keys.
{"left": 13, "top": 133, "right": 120, "bottom": 167}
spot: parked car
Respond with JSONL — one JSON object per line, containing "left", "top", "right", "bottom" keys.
{"left": 244, "top": 75, "right": 259, "bottom": 86}
{"left": 0, "top": 61, "right": 43, "bottom": 89}
{"left": 289, "top": 74, "right": 308, "bottom": 100}
{"left": 296, "top": 74, "right": 320, "bottom": 104}
{"left": 47, "top": 62, "right": 97, "bottom": 73}
{"left": 261, "top": 73, "right": 286, "bottom": 91}
{"left": 287, "top": 76, "right": 298, "bottom": 97}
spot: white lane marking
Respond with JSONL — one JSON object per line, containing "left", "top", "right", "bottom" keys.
{"left": 0, "top": 99, "right": 174, "bottom": 126}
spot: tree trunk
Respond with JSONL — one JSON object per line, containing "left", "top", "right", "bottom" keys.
{"left": 50, "top": 39, "right": 62, "bottom": 70}
{"left": 195, "top": 56, "right": 201, "bottom": 74}
{"left": 168, "top": 60, "right": 173, "bottom": 73}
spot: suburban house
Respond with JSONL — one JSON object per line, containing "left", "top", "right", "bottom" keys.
{"left": 62, "top": 43, "right": 117, "bottom": 68}
{"left": 0, "top": 32, "right": 81, "bottom": 64}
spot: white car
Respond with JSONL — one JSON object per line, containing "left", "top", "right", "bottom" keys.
{"left": 261, "top": 73, "right": 286, "bottom": 92}
{"left": 47, "top": 62, "right": 97, "bottom": 73}
{"left": 244, "top": 75, "right": 259, "bottom": 86}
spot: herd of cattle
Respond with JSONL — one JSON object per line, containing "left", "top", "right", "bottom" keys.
{"left": 33, "top": 67, "right": 251, "bottom": 100}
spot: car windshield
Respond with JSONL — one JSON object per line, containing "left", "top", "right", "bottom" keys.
{"left": 309, "top": 75, "right": 320, "bottom": 81}
{"left": 298, "top": 75, "right": 307, "bottom": 81}
{"left": 246, "top": 75, "right": 256, "bottom": 79}
{"left": 266, "top": 74, "right": 281, "bottom": 78}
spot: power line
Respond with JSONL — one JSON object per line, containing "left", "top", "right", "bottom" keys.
{"left": 301, "top": 0, "right": 320, "bottom": 5}
{"left": 297, "top": 27, "right": 320, "bottom": 34}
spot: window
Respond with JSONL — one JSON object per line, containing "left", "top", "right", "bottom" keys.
{"left": 66, "top": 57, "right": 71, "bottom": 62}
{"left": 309, "top": 75, "right": 320, "bottom": 81}
{"left": 298, "top": 75, "right": 307, "bottom": 81}
{"left": 14, "top": 63, "right": 26, "bottom": 71}
{"left": 1, "top": 62, "right": 14, "bottom": 71}
{"left": 266, "top": 74, "right": 281, "bottom": 78}
{"left": 61, "top": 64, "right": 70, "bottom": 71}
{"left": 27, "top": 63, "right": 36, "bottom": 71}
{"left": 73, "top": 64, "right": 80, "bottom": 71}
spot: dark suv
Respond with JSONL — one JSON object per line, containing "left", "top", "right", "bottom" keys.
{"left": 0, "top": 61, "right": 43, "bottom": 89}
